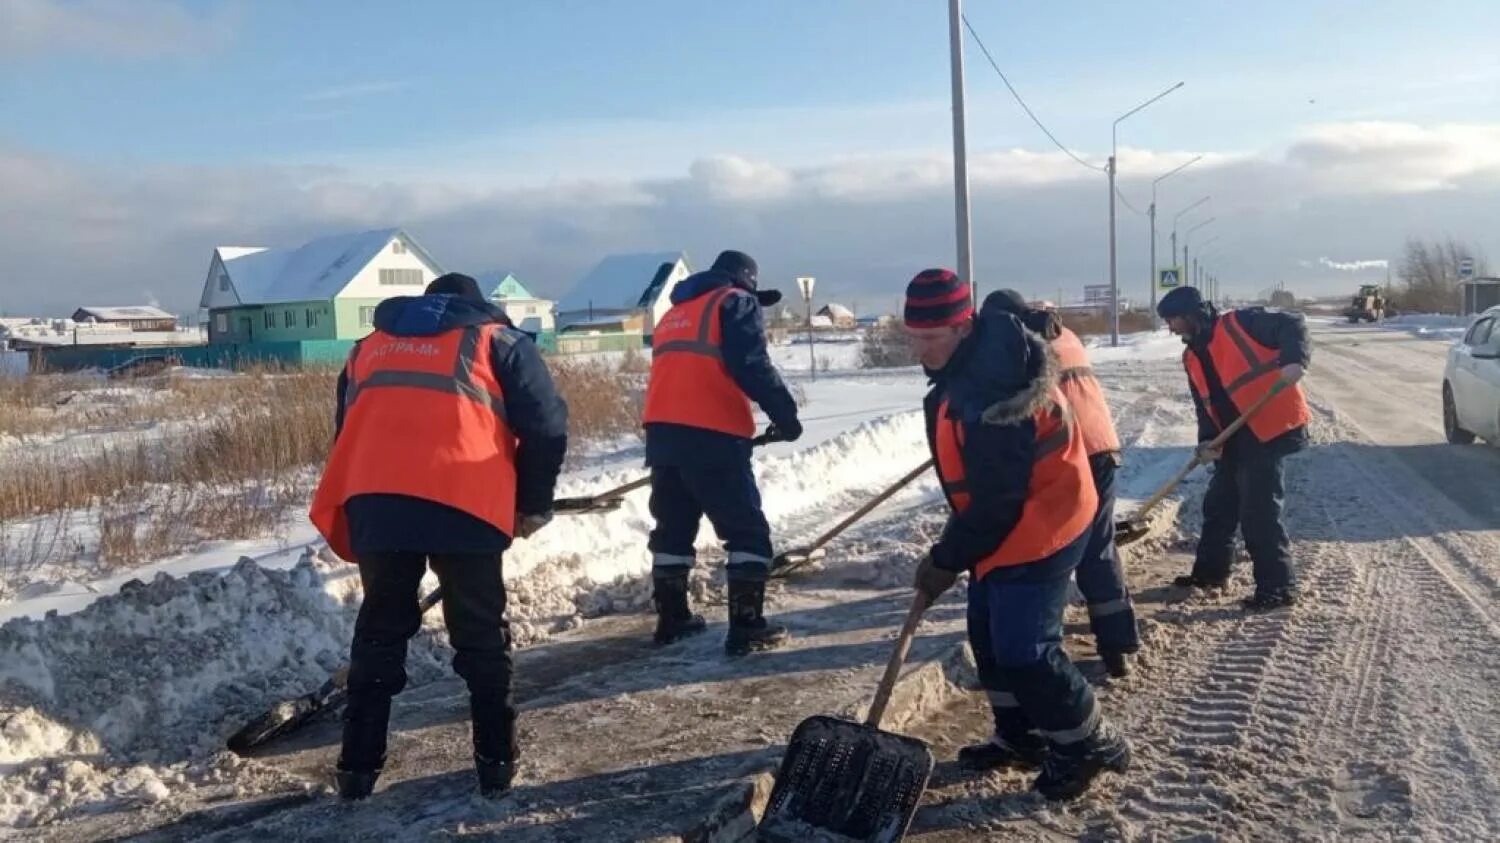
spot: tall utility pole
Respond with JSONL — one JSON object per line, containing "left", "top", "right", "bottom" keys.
{"left": 1149, "top": 156, "right": 1202, "bottom": 329}
{"left": 1108, "top": 81, "right": 1184, "bottom": 346}
{"left": 1183, "top": 217, "right": 1215, "bottom": 290}
{"left": 948, "top": 0, "right": 974, "bottom": 301}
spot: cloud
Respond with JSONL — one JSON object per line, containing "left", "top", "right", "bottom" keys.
{"left": 302, "top": 81, "right": 412, "bottom": 103}
{"left": 1286, "top": 122, "right": 1500, "bottom": 193}
{"left": 3, "top": 120, "right": 1499, "bottom": 315}
{"left": 0, "top": 0, "right": 235, "bottom": 59}
{"left": 1318, "top": 257, "right": 1389, "bottom": 272}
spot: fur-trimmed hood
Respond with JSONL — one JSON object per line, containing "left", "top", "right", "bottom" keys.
{"left": 931, "top": 305, "right": 1057, "bottom": 426}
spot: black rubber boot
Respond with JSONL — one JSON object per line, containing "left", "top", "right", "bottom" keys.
{"left": 652, "top": 570, "right": 707, "bottom": 645}
{"left": 957, "top": 729, "right": 1048, "bottom": 771}
{"left": 1172, "top": 574, "right": 1228, "bottom": 590}
{"left": 1101, "top": 651, "right": 1132, "bottom": 678}
{"left": 1242, "top": 589, "right": 1298, "bottom": 612}
{"left": 1033, "top": 720, "right": 1131, "bottom": 801}
{"left": 471, "top": 691, "right": 517, "bottom": 798}
{"left": 335, "top": 696, "right": 391, "bottom": 801}
{"left": 724, "top": 578, "right": 789, "bottom": 656}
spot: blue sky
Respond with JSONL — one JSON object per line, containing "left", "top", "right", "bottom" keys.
{"left": 3, "top": 0, "right": 1499, "bottom": 311}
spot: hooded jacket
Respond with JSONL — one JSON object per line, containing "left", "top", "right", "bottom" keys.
{"left": 1182, "top": 303, "right": 1310, "bottom": 448}
{"left": 333, "top": 293, "right": 569, "bottom": 555}
{"left": 924, "top": 301, "right": 1075, "bottom": 573}
{"left": 645, "top": 269, "right": 799, "bottom": 467}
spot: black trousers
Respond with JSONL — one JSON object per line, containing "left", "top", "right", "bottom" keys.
{"left": 342, "top": 552, "right": 515, "bottom": 769}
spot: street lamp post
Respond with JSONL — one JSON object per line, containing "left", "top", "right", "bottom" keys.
{"left": 948, "top": 0, "right": 975, "bottom": 300}
{"left": 1149, "top": 155, "right": 1202, "bottom": 329}
{"left": 1109, "top": 81, "right": 1184, "bottom": 347}
{"left": 1182, "top": 216, "right": 1216, "bottom": 291}
{"left": 1171, "top": 196, "right": 1210, "bottom": 274}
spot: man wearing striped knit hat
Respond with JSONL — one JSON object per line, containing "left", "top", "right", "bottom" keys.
{"left": 903, "top": 268, "right": 1131, "bottom": 801}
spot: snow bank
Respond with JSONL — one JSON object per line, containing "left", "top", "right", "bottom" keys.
{"left": 0, "top": 552, "right": 452, "bottom": 828}
{"left": 1083, "top": 330, "right": 1185, "bottom": 363}
{"left": 0, "top": 410, "right": 933, "bottom": 827}
{"left": 1380, "top": 313, "right": 1473, "bottom": 340}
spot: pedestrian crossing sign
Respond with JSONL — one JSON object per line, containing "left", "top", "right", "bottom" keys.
{"left": 1159, "top": 267, "right": 1182, "bottom": 290}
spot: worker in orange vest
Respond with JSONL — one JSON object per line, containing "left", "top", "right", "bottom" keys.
{"left": 642, "top": 250, "right": 802, "bottom": 656}
{"left": 905, "top": 269, "right": 1129, "bottom": 801}
{"left": 1157, "top": 285, "right": 1311, "bottom": 611}
{"left": 986, "top": 290, "right": 1140, "bottom": 678}
{"left": 310, "top": 273, "right": 568, "bottom": 801}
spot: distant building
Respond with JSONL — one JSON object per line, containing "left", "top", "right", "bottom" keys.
{"left": 817, "top": 303, "right": 856, "bottom": 329}
{"left": 481, "top": 272, "right": 556, "bottom": 351}
{"left": 198, "top": 228, "right": 442, "bottom": 345}
{"left": 71, "top": 306, "right": 178, "bottom": 332}
{"left": 556, "top": 312, "right": 647, "bottom": 355}
{"left": 556, "top": 251, "right": 691, "bottom": 343}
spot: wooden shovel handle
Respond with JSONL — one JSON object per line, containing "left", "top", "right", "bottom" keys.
{"left": 552, "top": 433, "right": 774, "bottom": 510}
{"left": 865, "top": 591, "right": 933, "bottom": 729}
{"left": 806, "top": 459, "right": 935, "bottom": 555}
{"left": 1131, "top": 378, "right": 1292, "bottom": 522}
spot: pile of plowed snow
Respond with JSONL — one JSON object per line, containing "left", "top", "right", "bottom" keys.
{"left": 0, "top": 412, "right": 930, "bottom": 828}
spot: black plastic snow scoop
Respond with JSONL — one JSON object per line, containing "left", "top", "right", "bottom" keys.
{"left": 554, "top": 433, "right": 774, "bottom": 515}
{"left": 1115, "top": 379, "right": 1292, "bottom": 547}
{"left": 226, "top": 588, "right": 441, "bottom": 754}
{"left": 757, "top": 592, "right": 935, "bottom": 842}
{"left": 771, "top": 459, "right": 933, "bottom": 580}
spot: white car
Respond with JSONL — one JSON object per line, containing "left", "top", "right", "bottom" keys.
{"left": 1444, "top": 305, "right": 1500, "bottom": 444}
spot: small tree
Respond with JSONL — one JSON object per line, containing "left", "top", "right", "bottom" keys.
{"left": 1395, "top": 237, "right": 1489, "bottom": 314}
{"left": 859, "top": 321, "right": 918, "bottom": 369}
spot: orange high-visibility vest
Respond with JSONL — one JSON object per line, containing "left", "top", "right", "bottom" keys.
{"left": 310, "top": 324, "right": 518, "bottom": 562}
{"left": 643, "top": 286, "right": 756, "bottom": 438}
{"left": 1051, "top": 327, "right": 1121, "bottom": 456}
{"left": 933, "top": 390, "right": 1097, "bottom": 578}
{"left": 1184, "top": 310, "right": 1310, "bottom": 442}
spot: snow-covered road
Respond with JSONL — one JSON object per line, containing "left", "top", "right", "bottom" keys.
{"left": 9, "top": 321, "right": 1500, "bottom": 840}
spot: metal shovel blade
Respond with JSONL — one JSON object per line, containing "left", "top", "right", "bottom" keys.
{"left": 770, "top": 546, "right": 828, "bottom": 580}
{"left": 227, "top": 675, "right": 347, "bottom": 754}
{"left": 1114, "top": 517, "right": 1151, "bottom": 546}
{"left": 758, "top": 714, "right": 933, "bottom": 843}
{"left": 553, "top": 496, "right": 625, "bottom": 514}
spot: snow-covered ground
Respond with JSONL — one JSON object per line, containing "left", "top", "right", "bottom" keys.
{"left": 6, "top": 321, "right": 1499, "bottom": 838}
{"left": 1378, "top": 312, "right": 1475, "bottom": 340}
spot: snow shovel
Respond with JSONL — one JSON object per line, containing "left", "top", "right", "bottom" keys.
{"left": 1115, "top": 378, "right": 1293, "bottom": 546}
{"left": 553, "top": 432, "right": 775, "bottom": 515}
{"left": 758, "top": 591, "right": 935, "bottom": 842}
{"left": 227, "top": 587, "right": 443, "bottom": 754}
{"left": 771, "top": 458, "right": 935, "bottom": 580}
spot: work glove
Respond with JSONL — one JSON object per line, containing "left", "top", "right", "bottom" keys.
{"left": 1279, "top": 363, "right": 1304, "bottom": 385}
{"left": 514, "top": 511, "right": 553, "bottom": 540}
{"left": 913, "top": 553, "right": 959, "bottom": 604}
{"left": 1195, "top": 441, "right": 1223, "bottom": 463}
{"left": 766, "top": 417, "right": 803, "bottom": 443}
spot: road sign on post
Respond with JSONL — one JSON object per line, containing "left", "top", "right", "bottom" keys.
{"left": 1159, "top": 267, "right": 1182, "bottom": 290}
{"left": 1459, "top": 257, "right": 1475, "bottom": 280}
{"left": 796, "top": 277, "right": 816, "bottom": 381}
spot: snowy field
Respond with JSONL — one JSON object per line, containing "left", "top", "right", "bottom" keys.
{"left": 4, "top": 322, "right": 1500, "bottom": 838}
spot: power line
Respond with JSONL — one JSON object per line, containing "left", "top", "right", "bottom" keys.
{"left": 961, "top": 14, "right": 1103, "bottom": 174}
{"left": 1115, "top": 187, "right": 1147, "bottom": 216}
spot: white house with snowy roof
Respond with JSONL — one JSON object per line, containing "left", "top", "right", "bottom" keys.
{"left": 198, "top": 228, "right": 443, "bottom": 345}
{"left": 555, "top": 251, "right": 691, "bottom": 340}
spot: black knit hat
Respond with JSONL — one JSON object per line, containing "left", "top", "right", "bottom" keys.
{"left": 1156, "top": 285, "right": 1205, "bottom": 319}
{"left": 904, "top": 268, "right": 973, "bottom": 329}
{"left": 711, "top": 249, "right": 781, "bottom": 306}
{"left": 426, "top": 272, "right": 486, "bottom": 304}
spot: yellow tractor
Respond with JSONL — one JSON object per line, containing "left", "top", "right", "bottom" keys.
{"left": 1344, "top": 284, "right": 1386, "bottom": 322}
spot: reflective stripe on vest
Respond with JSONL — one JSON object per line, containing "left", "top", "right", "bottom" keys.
{"left": 642, "top": 286, "right": 757, "bottom": 438}
{"left": 343, "top": 326, "right": 510, "bottom": 423}
{"left": 1050, "top": 327, "right": 1121, "bottom": 456}
{"left": 1183, "top": 310, "right": 1311, "bottom": 443}
{"left": 933, "top": 390, "right": 1097, "bottom": 577}
{"left": 309, "top": 323, "right": 518, "bottom": 563}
